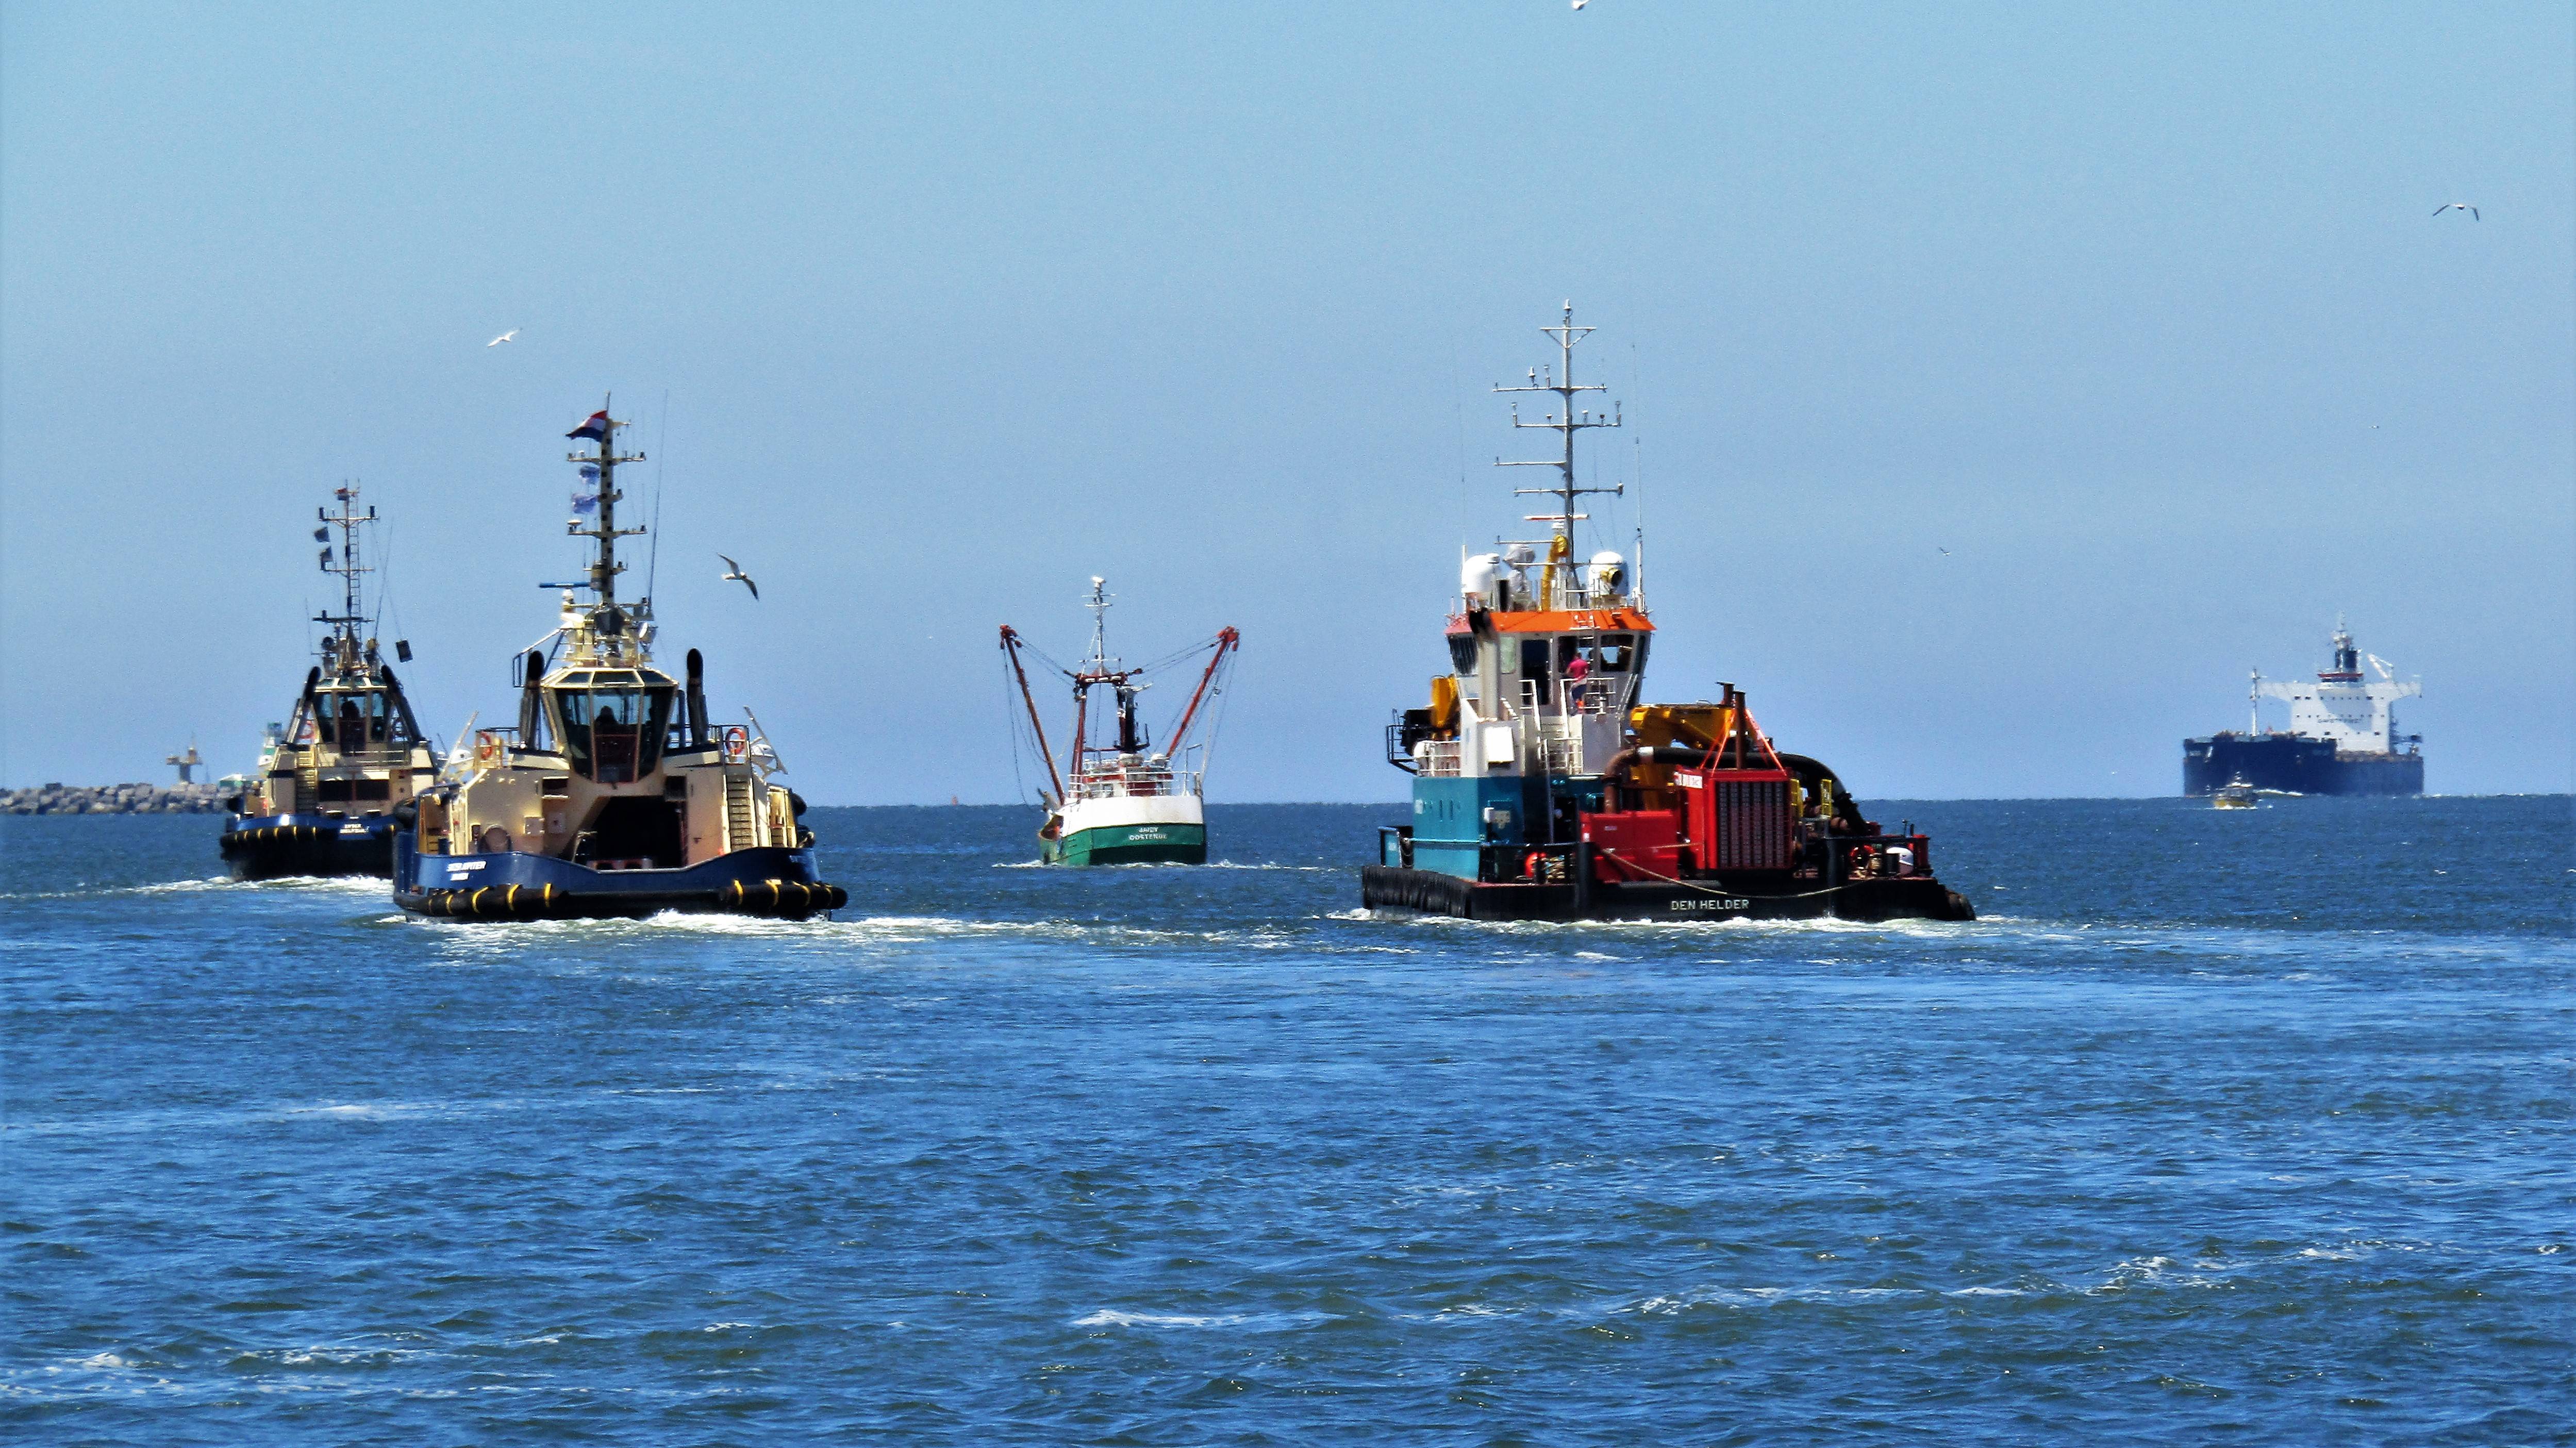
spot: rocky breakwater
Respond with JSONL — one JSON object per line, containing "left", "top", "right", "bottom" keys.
{"left": 3, "top": 782, "right": 226, "bottom": 815}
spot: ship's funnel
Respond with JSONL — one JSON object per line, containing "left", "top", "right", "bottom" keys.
{"left": 686, "top": 648, "right": 709, "bottom": 748}
{"left": 518, "top": 650, "right": 546, "bottom": 745}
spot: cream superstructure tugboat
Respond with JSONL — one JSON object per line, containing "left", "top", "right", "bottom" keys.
{"left": 1362, "top": 304, "right": 1975, "bottom": 923}
{"left": 1000, "top": 579, "right": 1239, "bottom": 865}
{"left": 220, "top": 486, "right": 437, "bottom": 879}
{"left": 392, "top": 402, "right": 846, "bottom": 920}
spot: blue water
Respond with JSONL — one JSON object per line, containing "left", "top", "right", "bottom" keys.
{"left": 4, "top": 798, "right": 2570, "bottom": 1444}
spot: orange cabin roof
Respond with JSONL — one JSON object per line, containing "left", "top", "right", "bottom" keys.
{"left": 1445, "top": 608, "right": 1654, "bottom": 636}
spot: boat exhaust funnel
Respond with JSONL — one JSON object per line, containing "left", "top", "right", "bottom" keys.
{"left": 686, "top": 648, "right": 710, "bottom": 748}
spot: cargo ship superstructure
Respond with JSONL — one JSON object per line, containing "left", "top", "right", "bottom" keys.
{"left": 392, "top": 402, "right": 846, "bottom": 920}
{"left": 1000, "top": 580, "right": 1239, "bottom": 865}
{"left": 220, "top": 486, "right": 437, "bottom": 879}
{"left": 2182, "top": 621, "right": 2423, "bottom": 796}
{"left": 1362, "top": 305, "right": 1973, "bottom": 923}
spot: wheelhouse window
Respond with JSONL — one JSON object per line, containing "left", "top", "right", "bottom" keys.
{"left": 1445, "top": 633, "right": 1477, "bottom": 675}
{"left": 1585, "top": 634, "right": 1640, "bottom": 672}
{"left": 315, "top": 689, "right": 393, "bottom": 747}
{"left": 553, "top": 679, "right": 676, "bottom": 783}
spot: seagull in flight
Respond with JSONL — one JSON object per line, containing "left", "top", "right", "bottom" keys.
{"left": 719, "top": 555, "right": 759, "bottom": 600}
{"left": 487, "top": 329, "right": 520, "bottom": 346}
{"left": 1937, "top": 547, "right": 1951, "bottom": 556}
{"left": 2432, "top": 203, "right": 2479, "bottom": 221}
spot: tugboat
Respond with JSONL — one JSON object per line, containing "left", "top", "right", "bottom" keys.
{"left": 392, "top": 401, "right": 847, "bottom": 920}
{"left": 1362, "top": 305, "right": 1974, "bottom": 923}
{"left": 219, "top": 486, "right": 437, "bottom": 879}
{"left": 999, "top": 579, "right": 1239, "bottom": 864}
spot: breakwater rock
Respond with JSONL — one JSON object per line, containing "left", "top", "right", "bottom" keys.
{"left": 4, "top": 782, "right": 226, "bottom": 815}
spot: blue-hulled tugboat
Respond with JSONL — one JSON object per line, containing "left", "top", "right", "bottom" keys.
{"left": 1362, "top": 305, "right": 1974, "bottom": 923}
{"left": 220, "top": 486, "right": 437, "bottom": 879}
{"left": 392, "top": 401, "right": 846, "bottom": 921}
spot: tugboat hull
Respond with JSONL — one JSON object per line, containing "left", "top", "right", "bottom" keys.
{"left": 394, "top": 841, "right": 846, "bottom": 920}
{"left": 222, "top": 814, "right": 394, "bottom": 880}
{"left": 1360, "top": 864, "right": 1974, "bottom": 923}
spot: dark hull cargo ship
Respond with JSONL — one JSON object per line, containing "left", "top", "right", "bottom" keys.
{"left": 2183, "top": 622, "right": 2423, "bottom": 797}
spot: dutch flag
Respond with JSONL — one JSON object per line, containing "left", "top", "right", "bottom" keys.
{"left": 567, "top": 410, "right": 610, "bottom": 441}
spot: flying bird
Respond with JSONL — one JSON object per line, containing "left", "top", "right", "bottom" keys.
{"left": 719, "top": 555, "right": 759, "bottom": 600}
{"left": 487, "top": 329, "right": 520, "bottom": 346}
{"left": 1937, "top": 547, "right": 1951, "bottom": 556}
{"left": 2432, "top": 203, "right": 2479, "bottom": 221}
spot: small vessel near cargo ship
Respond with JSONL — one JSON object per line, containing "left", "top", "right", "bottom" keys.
{"left": 1363, "top": 304, "right": 1973, "bottom": 923}
{"left": 1000, "top": 579, "right": 1239, "bottom": 865}
{"left": 219, "top": 486, "right": 438, "bottom": 879}
{"left": 391, "top": 402, "right": 846, "bottom": 920}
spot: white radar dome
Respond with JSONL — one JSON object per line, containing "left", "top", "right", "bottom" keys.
{"left": 1461, "top": 553, "right": 1502, "bottom": 609}
{"left": 1588, "top": 551, "right": 1626, "bottom": 597}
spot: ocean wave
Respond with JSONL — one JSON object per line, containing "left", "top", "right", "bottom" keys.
{"left": 5, "top": 873, "right": 391, "bottom": 902}
{"left": 1072, "top": 1308, "right": 1329, "bottom": 1330}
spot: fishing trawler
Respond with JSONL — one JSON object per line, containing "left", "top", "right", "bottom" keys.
{"left": 219, "top": 486, "right": 437, "bottom": 879}
{"left": 1362, "top": 304, "right": 1975, "bottom": 923}
{"left": 1000, "top": 580, "right": 1239, "bottom": 864}
{"left": 391, "top": 402, "right": 846, "bottom": 920}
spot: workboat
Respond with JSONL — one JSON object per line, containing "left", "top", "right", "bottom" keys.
{"left": 1000, "top": 579, "right": 1239, "bottom": 864}
{"left": 1362, "top": 304, "right": 1974, "bottom": 923}
{"left": 220, "top": 486, "right": 437, "bottom": 879}
{"left": 391, "top": 402, "right": 846, "bottom": 920}
{"left": 2212, "top": 777, "right": 2259, "bottom": 809}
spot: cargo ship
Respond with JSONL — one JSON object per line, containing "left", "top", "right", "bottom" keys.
{"left": 219, "top": 486, "right": 438, "bottom": 879}
{"left": 2182, "top": 621, "right": 2423, "bottom": 796}
{"left": 1000, "top": 579, "right": 1239, "bottom": 865}
{"left": 391, "top": 401, "right": 846, "bottom": 920}
{"left": 1361, "top": 304, "right": 1974, "bottom": 923}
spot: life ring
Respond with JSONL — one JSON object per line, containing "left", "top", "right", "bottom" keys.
{"left": 1524, "top": 850, "right": 1547, "bottom": 881}
{"left": 473, "top": 730, "right": 505, "bottom": 767}
{"left": 720, "top": 725, "right": 751, "bottom": 763}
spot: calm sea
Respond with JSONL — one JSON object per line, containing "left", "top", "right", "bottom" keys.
{"left": 4, "top": 797, "right": 2569, "bottom": 1445}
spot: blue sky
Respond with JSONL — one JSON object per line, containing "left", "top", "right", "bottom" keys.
{"left": 4, "top": 2, "right": 2569, "bottom": 801}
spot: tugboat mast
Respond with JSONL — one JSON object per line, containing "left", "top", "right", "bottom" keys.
{"left": 1497, "top": 302, "right": 1622, "bottom": 605}
{"left": 564, "top": 398, "right": 649, "bottom": 657}
{"left": 316, "top": 484, "right": 376, "bottom": 667}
